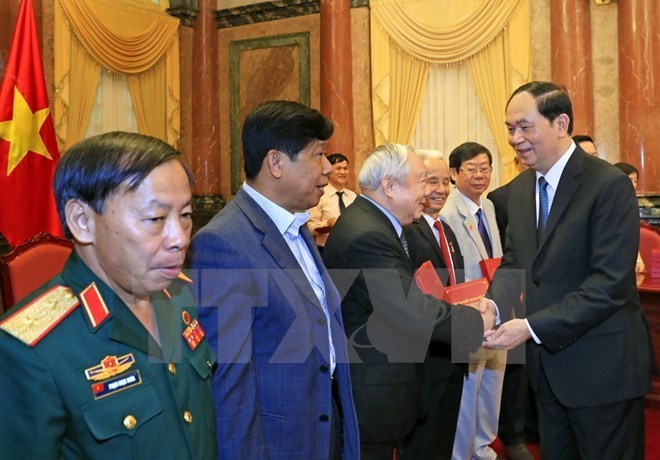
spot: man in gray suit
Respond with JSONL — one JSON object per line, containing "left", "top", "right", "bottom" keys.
{"left": 484, "top": 81, "right": 654, "bottom": 460}
{"left": 440, "top": 142, "right": 505, "bottom": 460}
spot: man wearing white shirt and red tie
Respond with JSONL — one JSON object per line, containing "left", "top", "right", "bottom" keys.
{"left": 402, "top": 156, "right": 466, "bottom": 459}
{"left": 308, "top": 153, "right": 357, "bottom": 250}
{"left": 440, "top": 142, "right": 505, "bottom": 460}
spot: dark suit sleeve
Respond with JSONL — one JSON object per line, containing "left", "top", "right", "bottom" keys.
{"left": 487, "top": 187, "right": 508, "bottom": 248}
{"left": 189, "top": 230, "right": 269, "bottom": 460}
{"left": 326, "top": 225, "right": 483, "bottom": 361}
{"left": 526, "top": 173, "right": 640, "bottom": 351}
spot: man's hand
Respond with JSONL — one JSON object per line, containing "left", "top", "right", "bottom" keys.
{"left": 483, "top": 319, "right": 531, "bottom": 350}
{"left": 476, "top": 298, "right": 495, "bottom": 332}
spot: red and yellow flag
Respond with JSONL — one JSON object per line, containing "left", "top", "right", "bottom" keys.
{"left": 0, "top": 0, "right": 63, "bottom": 246}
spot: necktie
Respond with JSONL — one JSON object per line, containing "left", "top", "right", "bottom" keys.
{"left": 400, "top": 232, "right": 410, "bottom": 257}
{"left": 336, "top": 191, "right": 346, "bottom": 213}
{"left": 476, "top": 209, "right": 493, "bottom": 259}
{"left": 538, "top": 176, "right": 549, "bottom": 234}
{"left": 433, "top": 220, "right": 456, "bottom": 285}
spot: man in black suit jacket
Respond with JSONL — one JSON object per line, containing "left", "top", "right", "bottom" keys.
{"left": 399, "top": 157, "right": 466, "bottom": 460}
{"left": 323, "top": 144, "right": 493, "bottom": 460}
{"left": 484, "top": 81, "right": 654, "bottom": 460}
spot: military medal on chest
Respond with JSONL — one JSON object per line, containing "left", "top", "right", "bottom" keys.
{"left": 181, "top": 310, "right": 205, "bottom": 350}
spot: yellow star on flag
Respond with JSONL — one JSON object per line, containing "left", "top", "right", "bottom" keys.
{"left": 0, "top": 86, "right": 52, "bottom": 176}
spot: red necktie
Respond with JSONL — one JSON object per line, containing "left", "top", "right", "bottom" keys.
{"left": 433, "top": 220, "right": 456, "bottom": 286}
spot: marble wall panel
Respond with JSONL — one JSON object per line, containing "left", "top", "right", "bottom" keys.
{"left": 217, "top": 6, "right": 371, "bottom": 199}
{"left": 218, "top": 14, "right": 320, "bottom": 199}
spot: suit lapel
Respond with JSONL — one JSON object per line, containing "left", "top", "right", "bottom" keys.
{"left": 483, "top": 203, "right": 503, "bottom": 257}
{"left": 453, "top": 193, "right": 488, "bottom": 260}
{"left": 235, "top": 189, "right": 325, "bottom": 312}
{"left": 355, "top": 196, "right": 413, "bottom": 271}
{"left": 304, "top": 224, "right": 342, "bottom": 317}
{"left": 511, "top": 170, "right": 539, "bottom": 261}
{"left": 419, "top": 219, "right": 444, "bottom": 263}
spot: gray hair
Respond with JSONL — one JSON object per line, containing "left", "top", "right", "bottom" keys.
{"left": 357, "top": 143, "right": 414, "bottom": 191}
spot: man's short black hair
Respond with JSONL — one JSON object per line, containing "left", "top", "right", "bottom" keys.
{"left": 53, "top": 131, "right": 192, "bottom": 239}
{"left": 572, "top": 134, "right": 594, "bottom": 144}
{"left": 448, "top": 142, "right": 493, "bottom": 170}
{"left": 614, "top": 162, "right": 638, "bottom": 176}
{"left": 327, "top": 153, "right": 349, "bottom": 165}
{"left": 242, "top": 100, "right": 334, "bottom": 180}
{"left": 507, "top": 81, "right": 574, "bottom": 135}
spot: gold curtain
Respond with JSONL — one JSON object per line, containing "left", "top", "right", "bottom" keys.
{"left": 54, "top": 0, "right": 180, "bottom": 149}
{"left": 388, "top": 46, "right": 429, "bottom": 144}
{"left": 370, "top": 0, "right": 530, "bottom": 178}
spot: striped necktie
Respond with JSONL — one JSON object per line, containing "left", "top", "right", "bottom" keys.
{"left": 476, "top": 209, "right": 493, "bottom": 258}
{"left": 538, "top": 176, "right": 549, "bottom": 234}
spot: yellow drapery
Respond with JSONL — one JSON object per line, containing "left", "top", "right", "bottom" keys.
{"left": 370, "top": 0, "right": 529, "bottom": 181}
{"left": 54, "top": 0, "right": 180, "bottom": 149}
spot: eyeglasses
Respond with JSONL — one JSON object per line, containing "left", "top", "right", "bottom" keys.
{"left": 459, "top": 166, "right": 492, "bottom": 177}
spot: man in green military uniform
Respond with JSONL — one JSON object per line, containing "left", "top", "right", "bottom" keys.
{"left": 0, "top": 132, "right": 217, "bottom": 459}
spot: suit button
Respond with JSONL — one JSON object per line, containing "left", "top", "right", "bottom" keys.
{"left": 533, "top": 280, "right": 540, "bottom": 287}
{"left": 183, "top": 411, "right": 193, "bottom": 424}
{"left": 319, "top": 364, "right": 329, "bottom": 373}
{"left": 320, "top": 414, "right": 329, "bottom": 422}
{"left": 168, "top": 363, "right": 176, "bottom": 375}
{"left": 316, "top": 318, "right": 326, "bottom": 326}
{"left": 123, "top": 415, "right": 137, "bottom": 430}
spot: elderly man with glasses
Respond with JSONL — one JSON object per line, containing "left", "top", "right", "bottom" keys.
{"left": 440, "top": 141, "right": 507, "bottom": 460}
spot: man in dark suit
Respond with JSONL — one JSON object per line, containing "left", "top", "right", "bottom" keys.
{"left": 400, "top": 157, "right": 466, "bottom": 459}
{"left": 487, "top": 157, "right": 537, "bottom": 460}
{"left": 484, "top": 81, "right": 654, "bottom": 460}
{"left": 323, "top": 143, "right": 494, "bottom": 460}
{"left": 190, "top": 101, "right": 359, "bottom": 459}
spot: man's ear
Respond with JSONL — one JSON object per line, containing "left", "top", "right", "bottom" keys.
{"left": 555, "top": 113, "right": 570, "bottom": 135}
{"left": 449, "top": 167, "right": 459, "bottom": 183}
{"left": 381, "top": 176, "right": 396, "bottom": 198}
{"left": 265, "top": 149, "right": 284, "bottom": 179}
{"left": 65, "top": 199, "right": 95, "bottom": 244}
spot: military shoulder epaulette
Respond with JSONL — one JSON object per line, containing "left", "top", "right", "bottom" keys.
{"left": 0, "top": 285, "right": 79, "bottom": 346}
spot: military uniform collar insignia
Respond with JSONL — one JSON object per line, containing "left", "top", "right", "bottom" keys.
{"left": 80, "top": 282, "right": 111, "bottom": 329}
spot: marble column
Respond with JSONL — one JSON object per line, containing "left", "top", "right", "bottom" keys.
{"left": 191, "top": 0, "right": 224, "bottom": 231}
{"left": 167, "top": 1, "right": 197, "bottom": 174}
{"left": 320, "top": 0, "right": 355, "bottom": 166}
{"left": 550, "top": 0, "right": 594, "bottom": 136}
{"left": 619, "top": 0, "right": 660, "bottom": 193}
